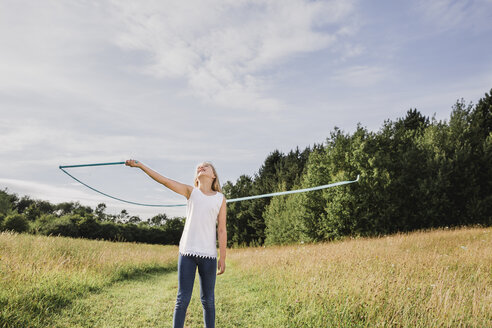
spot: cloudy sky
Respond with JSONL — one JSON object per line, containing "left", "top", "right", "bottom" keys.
{"left": 1, "top": 0, "right": 491, "bottom": 220}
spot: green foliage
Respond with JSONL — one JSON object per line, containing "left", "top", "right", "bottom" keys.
{"left": 0, "top": 189, "right": 184, "bottom": 245}
{"left": 95, "top": 203, "right": 107, "bottom": 221}
{"left": 77, "top": 216, "right": 101, "bottom": 239}
{"left": 2, "top": 213, "right": 29, "bottom": 233}
{"left": 54, "top": 201, "right": 92, "bottom": 218}
{"left": 12, "top": 195, "right": 35, "bottom": 214}
{"left": 222, "top": 175, "right": 255, "bottom": 247}
{"left": 25, "top": 212, "right": 185, "bottom": 245}
{"left": 32, "top": 214, "right": 80, "bottom": 237}
{"left": 264, "top": 182, "right": 306, "bottom": 245}
{"left": 24, "top": 203, "right": 42, "bottom": 221}
{"left": 160, "top": 217, "right": 185, "bottom": 245}
{"left": 149, "top": 213, "right": 169, "bottom": 226}
{"left": 224, "top": 146, "right": 314, "bottom": 246}
{"left": 263, "top": 91, "right": 492, "bottom": 244}
{"left": 0, "top": 189, "right": 12, "bottom": 220}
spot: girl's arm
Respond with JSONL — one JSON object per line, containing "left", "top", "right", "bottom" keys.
{"left": 125, "top": 159, "right": 193, "bottom": 199}
{"left": 217, "top": 196, "right": 227, "bottom": 275}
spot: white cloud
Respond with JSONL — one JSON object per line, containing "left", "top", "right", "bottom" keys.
{"left": 0, "top": 177, "right": 108, "bottom": 206}
{"left": 109, "top": 0, "right": 358, "bottom": 111}
{"left": 414, "top": 0, "right": 492, "bottom": 33}
{"left": 333, "top": 65, "right": 391, "bottom": 87}
{"left": 0, "top": 1, "right": 111, "bottom": 96}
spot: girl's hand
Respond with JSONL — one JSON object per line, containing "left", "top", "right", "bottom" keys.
{"left": 217, "top": 257, "right": 226, "bottom": 275}
{"left": 125, "top": 159, "right": 140, "bottom": 168}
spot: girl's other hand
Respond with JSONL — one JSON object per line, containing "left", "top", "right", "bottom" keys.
{"left": 217, "top": 257, "right": 226, "bottom": 275}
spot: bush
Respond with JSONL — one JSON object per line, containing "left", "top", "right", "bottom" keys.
{"left": 2, "top": 213, "right": 29, "bottom": 233}
{"left": 76, "top": 216, "right": 101, "bottom": 239}
{"left": 33, "top": 214, "right": 79, "bottom": 237}
{"left": 0, "top": 190, "right": 12, "bottom": 218}
{"left": 161, "top": 217, "right": 185, "bottom": 245}
{"left": 98, "top": 222, "right": 120, "bottom": 241}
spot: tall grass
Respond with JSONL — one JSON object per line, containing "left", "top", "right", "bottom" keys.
{"left": 223, "top": 227, "right": 492, "bottom": 327}
{"left": 0, "top": 232, "right": 178, "bottom": 328}
{"left": 1, "top": 227, "right": 491, "bottom": 327}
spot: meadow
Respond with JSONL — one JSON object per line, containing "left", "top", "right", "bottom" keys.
{"left": 0, "top": 232, "right": 177, "bottom": 327}
{"left": 0, "top": 226, "right": 490, "bottom": 327}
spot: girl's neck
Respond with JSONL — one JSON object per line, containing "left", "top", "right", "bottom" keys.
{"left": 197, "top": 181, "right": 213, "bottom": 193}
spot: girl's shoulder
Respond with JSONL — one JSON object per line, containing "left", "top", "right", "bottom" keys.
{"left": 218, "top": 191, "right": 226, "bottom": 203}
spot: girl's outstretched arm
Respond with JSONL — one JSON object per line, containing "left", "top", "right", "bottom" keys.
{"left": 125, "top": 159, "right": 193, "bottom": 199}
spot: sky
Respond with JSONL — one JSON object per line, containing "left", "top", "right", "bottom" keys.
{"left": 1, "top": 0, "right": 491, "bottom": 221}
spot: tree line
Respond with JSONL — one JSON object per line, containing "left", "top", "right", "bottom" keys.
{"left": 224, "top": 89, "right": 491, "bottom": 245}
{"left": 0, "top": 195, "right": 184, "bottom": 245}
{"left": 1, "top": 89, "right": 490, "bottom": 246}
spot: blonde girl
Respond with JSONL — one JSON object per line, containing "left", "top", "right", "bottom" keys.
{"left": 125, "top": 159, "right": 227, "bottom": 328}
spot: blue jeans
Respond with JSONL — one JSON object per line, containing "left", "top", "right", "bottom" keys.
{"left": 173, "top": 253, "right": 217, "bottom": 328}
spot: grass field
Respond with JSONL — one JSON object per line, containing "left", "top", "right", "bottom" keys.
{"left": 1, "top": 226, "right": 491, "bottom": 327}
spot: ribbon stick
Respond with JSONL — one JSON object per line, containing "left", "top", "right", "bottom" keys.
{"left": 226, "top": 175, "right": 360, "bottom": 203}
{"left": 59, "top": 162, "right": 184, "bottom": 207}
{"left": 59, "top": 161, "right": 359, "bottom": 207}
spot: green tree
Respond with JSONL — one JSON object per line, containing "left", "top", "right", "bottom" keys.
{"left": 0, "top": 189, "right": 13, "bottom": 220}
{"left": 77, "top": 216, "right": 101, "bottom": 239}
{"left": 13, "top": 195, "right": 35, "bottom": 214}
{"left": 222, "top": 175, "right": 255, "bottom": 246}
{"left": 128, "top": 216, "right": 141, "bottom": 224}
{"left": 161, "top": 217, "right": 185, "bottom": 245}
{"left": 33, "top": 214, "right": 80, "bottom": 237}
{"left": 95, "top": 203, "right": 107, "bottom": 221}
{"left": 247, "top": 150, "right": 285, "bottom": 244}
{"left": 25, "top": 203, "right": 42, "bottom": 221}
{"left": 56, "top": 202, "right": 76, "bottom": 215}
{"left": 149, "top": 213, "right": 168, "bottom": 226}
{"left": 468, "top": 89, "right": 492, "bottom": 223}
{"left": 118, "top": 209, "right": 129, "bottom": 223}
{"left": 2, "top": 213, "right": 29, "bottom": 233}
{"left": 224, "top": 146, "right": 314, "bottom": 246}
{"left": 264, "top": 181, "right": 306, "bottom": 245}
{"left": 21, "top": 199, "right": 56, "bottom": 221}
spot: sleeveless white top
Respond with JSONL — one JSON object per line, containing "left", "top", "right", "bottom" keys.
{"left": 179, "top": 186, "right": 224, "bottom": 259}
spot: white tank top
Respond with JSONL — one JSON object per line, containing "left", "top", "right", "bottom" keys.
{"left": 179, "top": 186, "right": 224, "bottom": 259}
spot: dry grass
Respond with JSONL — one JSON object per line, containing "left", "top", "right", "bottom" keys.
{"left": 227, "top": 226, "right": 492, "bottom": 327}
{"left": 0, "top": 231, "right": 177, "bottom": 281}
{"left": 0, "top": 232, "right": 178, "bottom": 327}
{"left": 1, "top": 227, "right": 490, "bottom": 327}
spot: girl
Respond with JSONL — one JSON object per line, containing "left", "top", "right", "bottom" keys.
{"left": 125, "top": 159, "right": 227, "bottom": 328}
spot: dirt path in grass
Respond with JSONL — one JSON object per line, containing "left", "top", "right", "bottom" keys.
{"left": 47, "top": 261, "right": 271, "bottom": 328}
{"left": 48, "top": 269, "right": 179, "bottom": 328}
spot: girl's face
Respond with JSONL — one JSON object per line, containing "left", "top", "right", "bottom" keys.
{"left": 196, "top": 163, "right": 216, "bottom": 179}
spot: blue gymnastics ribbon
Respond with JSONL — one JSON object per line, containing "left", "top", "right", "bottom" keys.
{"left": 59, "top": 161, "right": 359, "bottom": 207}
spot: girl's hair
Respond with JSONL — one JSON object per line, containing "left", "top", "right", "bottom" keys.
{"left": 194, "top": 161, "right": 222, "bottom": 192}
